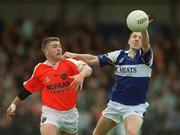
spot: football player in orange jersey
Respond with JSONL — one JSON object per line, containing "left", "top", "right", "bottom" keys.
{"left": 6, "top": 37, "right": 92, "bottom": 135}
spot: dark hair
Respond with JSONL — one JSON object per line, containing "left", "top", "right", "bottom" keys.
{"left": 42, "top": 37, "right": 60, "bottom": 51}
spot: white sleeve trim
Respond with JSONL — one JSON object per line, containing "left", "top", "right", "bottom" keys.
{"left": 66, "top": 58, "right": 84, "bottom": 71}
{"left": 107, "top": 50, "right": 121, "bottom": 63}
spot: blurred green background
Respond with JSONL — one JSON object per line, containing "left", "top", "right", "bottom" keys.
{"left": 0, "top": 0, "right": 179, "bottom": 135}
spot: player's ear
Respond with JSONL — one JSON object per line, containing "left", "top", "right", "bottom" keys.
{"left": 128, "top": 38, "right": 131, "bottom": 45}
{"left": 44, "top": 48, "right": 49, "bottom": 56}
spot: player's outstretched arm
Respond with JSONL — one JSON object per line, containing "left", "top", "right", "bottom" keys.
{"left": 64, "top": 52, "right": 100, "bottom": 66}
{"left": 141, "top": 29, "right": 150, "bottom": 53}
{"left": 6, "top": 89, "right": 32, "bottom": 119}
{"left": 141, "top": 17, "right": 153, "bottom": 53}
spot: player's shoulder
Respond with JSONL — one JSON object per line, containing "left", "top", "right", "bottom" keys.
{"left": 109, "top": 49, "right": 126, "bottom": 54}
{"left": 59, "top": 58, "right": 76, "bottom": 65}
{"left": 29, "top": 62, "right": 45, "bottom": 77}
{"left": 122, "top": 49, "right": 128, "bottom": 54}
{"left": 34, "top": 62, "right": 48, "bottom": 71}
{"left": 36, "top": 62, "right": 47, "bottom": 68}
{"left": 34, "top": 63, "right": 43, "bottom": 69}
{"left": 108, "top": 49, "right": 126, "bottom": 57}
{"left": 64, "top": 58, "right": 86, "bottom": 67}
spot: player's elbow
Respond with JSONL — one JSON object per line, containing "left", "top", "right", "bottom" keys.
{"left": 88, "top": 56, "right": 99, "bottom": 66}
{"left": 86, "top": 65, "right": 92, "bottom": 77}
{"left": 82, "top": 64, "right": 92, "bottom": 77}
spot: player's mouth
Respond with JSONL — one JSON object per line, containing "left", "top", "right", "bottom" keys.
{"left": 134, "top": 42, "right": 140, "bottom": 46}
{"left": 56, "top": 52, "right": 61, "bottom": 56}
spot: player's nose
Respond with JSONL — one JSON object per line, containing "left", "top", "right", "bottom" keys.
{"left": 57, "top": 47, "right": 62, "bottom": 51}
{"left": 135, "top": 38, "right": 140, "bottom": 42}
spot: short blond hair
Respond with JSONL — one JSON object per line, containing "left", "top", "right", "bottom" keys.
{"left": 42, "top": 37, "right": 60, "bottom": 51}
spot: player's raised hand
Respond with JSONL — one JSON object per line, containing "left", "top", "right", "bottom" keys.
{"left": 69, "top": 73, "right": 84, "bottom": 91}
{"left": 148, "top": 15, "right": 154, "bottom": 24}
{"left": 6, "top": 104, "right": 16, "bottom": 120}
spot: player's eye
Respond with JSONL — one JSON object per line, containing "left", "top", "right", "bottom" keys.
{"left": 133, "top": 35, "right": 137, "bottom": 38}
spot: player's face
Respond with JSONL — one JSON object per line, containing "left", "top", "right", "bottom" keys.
{"left": 46, "top": 41, "right": 62, "bottom": 60}
{"left": 128, "top": 32, "right": 142, "bottom": 50}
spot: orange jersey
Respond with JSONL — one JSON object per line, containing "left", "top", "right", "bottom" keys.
{"left": 23, "top": 58, "right": 85, "bottom": 110}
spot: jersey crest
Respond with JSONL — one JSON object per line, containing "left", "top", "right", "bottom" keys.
{"left": 60, "top": 72, "right": 67, "bottom": 80}
{"left": 45, "top": 76, "right": 51, "bottom": 83}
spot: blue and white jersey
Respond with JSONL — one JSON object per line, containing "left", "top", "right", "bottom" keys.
{"left": 98, "top": 48, "right": 153, "bottom": 105}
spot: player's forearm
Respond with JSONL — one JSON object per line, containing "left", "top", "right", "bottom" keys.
{"left": 141, "top": 29, "right": 150, "bottom": 52}
{"left": 75, "top": 54, "right": 99, "bottom": 65}
{"left": 7, "top": 89, "right": 32, "bottom": 114}
{"left": 79, "top": 65, "right": 92, "bottom": 78}
{"left": 11, "top": 96, "right": 23, "bottom": 106}
{"left": 11, "top": 88, "right": 32, "bottom": 106}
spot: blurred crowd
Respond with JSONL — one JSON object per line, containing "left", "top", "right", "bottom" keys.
{"left": 0, "top": 13, "right": 179, "bottom": 135}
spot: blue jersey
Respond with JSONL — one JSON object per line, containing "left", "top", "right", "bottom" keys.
{"left": 98, "top": 49, "right": 153, "bottom": 105}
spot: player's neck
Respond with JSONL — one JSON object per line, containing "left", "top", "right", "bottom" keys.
{"left": 128, "top": 48, "right": 138, "bottom": 59}
{"left": 47, "top": 58, "right": 60, "bottom": 66}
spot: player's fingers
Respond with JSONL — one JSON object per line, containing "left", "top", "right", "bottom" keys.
{"left": 70, "top": 80, "right": 77, "bottom": 87}
{"left": 80, "top": 82, "right": 83, "bottom": 91}
{"left": 61, "top": 55, "right": 66, "bottom": 59}
{"left": 73, "top": 81, "right": 82, "bottom": 91}
{"left": 70, "top": 80, "right": 79, "bottom": 88}
{"left": 6, "top": 114, "right": 12, "bottom": 120}
{"left": 70, "top": 82, "right": 80, "bottom": 90}
{"left": 63, "top": 54, "right": 70, "bottom": 58}
{"left": 149, "top": 19, "right": 153, "bottom": 23}
{"left": 75, "top": 83, "right": 80, "bottom": 90}
{"left": 69, "top": 76, "right": 76, "bottom": 86}
{"left": 6, "top": 111, "right": 15, "bottom": 120}
{"left": 70, "top": 81, "right": 75, "bottom": 87}
{"left": 69, "top": 75, "right": 75, "bottom": 79}
{"left": 6, "top": 114, "right": 14, "bottom": 120}
{"left": 6, "top": 109, "right": 15, "bottom": 116}
{"left": 148, "top": 15, "right": 154, "bottom": 24}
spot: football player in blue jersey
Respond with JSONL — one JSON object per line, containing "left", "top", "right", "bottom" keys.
{"left": 64, "top": 28, "right": 153, "bottom": 135}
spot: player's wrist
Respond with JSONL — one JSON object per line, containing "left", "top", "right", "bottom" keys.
{"left": 10, "top": 103, "right": 16, "bottom": 112}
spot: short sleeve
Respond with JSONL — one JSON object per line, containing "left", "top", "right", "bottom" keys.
{"left": 141, "top": 48, "right": 153, "bottom": 67}
{"left": 66, "top": 58, "right": 87, "bottom": 72}
{"left": 23, "top": 64, "right": 43, "bottom": 93}
{"left": 98, "top": 50, "right": 121, "bottom": 67}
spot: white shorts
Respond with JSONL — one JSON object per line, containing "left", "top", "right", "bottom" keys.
{"left": 40, "top": 105, "right": 79, "bottom": 134}
{"left": 102, "top": 100, "right": 149, "bottom": 123}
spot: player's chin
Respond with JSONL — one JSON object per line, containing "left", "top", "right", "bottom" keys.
{"left": 132, "top": 46, "right": 140, "bottom": 50}
{"left": 54, "top": 55, "right": 62, "bottom": 60}
{"left": 56, "top": 53, "right": 62, "bottom": 57}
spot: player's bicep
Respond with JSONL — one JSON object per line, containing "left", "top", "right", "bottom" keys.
{"left": 23, "top": 64, "right": 43, "bottom": 92}
{"left": 23, "top": 77, "right": 42, "bottom": 93}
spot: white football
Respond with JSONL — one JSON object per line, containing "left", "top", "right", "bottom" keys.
{"left": 126, "top": 10, "right": 149, "bottom": 32}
